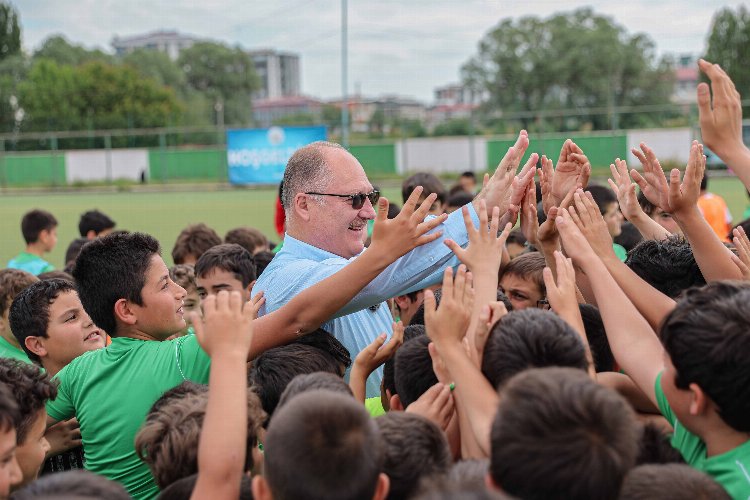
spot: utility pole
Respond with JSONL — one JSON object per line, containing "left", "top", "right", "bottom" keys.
{"left": 341, "top": 0, "right": 350, "bottom": 148}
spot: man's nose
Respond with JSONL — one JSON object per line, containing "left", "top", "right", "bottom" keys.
{"left": 360, "top": 197, "right": 377, "bottom": 219}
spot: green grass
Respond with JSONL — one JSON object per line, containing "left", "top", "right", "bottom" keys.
{"left": 0, "top": 177, "right": 747, "bottom": 270}
{"left": 0, "top": 186, "right": 403, "bottom": 269}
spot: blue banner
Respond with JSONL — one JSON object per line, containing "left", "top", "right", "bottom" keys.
{"left": 227, "top": 126, "right": 327, "bottom": 184}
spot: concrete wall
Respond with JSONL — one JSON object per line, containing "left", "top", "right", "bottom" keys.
{"left": 398, "top": 136, "right": 487, "bottom": 174}
{"left": 66, "top": 149, "right": 149, "bottom": 183}
{"left": 626, "top": 128, "right": 692, "bottom": 168}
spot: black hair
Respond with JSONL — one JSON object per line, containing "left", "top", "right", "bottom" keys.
{"left": 292, "top": 328, "right": 351, "bottom": 371}
{"left": 78, "top": 210, "right": 116, "bottom": 238}
{"left": 11, "top": 470, "right": 130, "bottom": 500}
{"left": 158, "top": 474, "right": 253, "bottom": 500}
{"left": 620, "top": 463, "right": 730, "bottom": 500}
{"left": 506, "top": 228, "right": 527, "bottom": 247}
{"left": 447, "top": 191, "right": 473, "bottom": 209}
{"left": 481, "top": 309, "right": 588, "bottom": 389}
{"left": 72, "top": 232, "right": 160, "bottom": 336}
{"left": 402, "top": 173, "right": 447, "bottom": 204}
{"left": 277, "top": 372, "right": 354, "bottom": 410}
{"left": 635, "top": 422, "right": 684, "bottom": 465}
{"left": 579, "top": 304, "right": 614, "bottom": 373}
{"left": 383, "top": 325, "right": 425, "bottom": 399}
{"left": 409, "top": 289, "right": 442, "bottom": 327}
{"left": 394, "top": 335, "right": 437, "bottom": 407}
{"left": 637, "top": 190, "right": 657, "bottom": 217}
{"left": 249, "top": 343, "right": 345, "bottom": 421}
{"left": 585, "top": 184, "right": 618, "bottom": 214}
{"left": 64, "top": 238, "right": 89, "bottom": 267}
{"left": 614, "top": 222, "right": 643, "bottom": 252}
{"left": 194, "top": 243, "right": 256, "bottom": 288}
{"left": 0, "top": 358, "right": 57, "bottom": 443}
{"left": 253, "top": 251, "right": 275, "bottom": 278}
{"left": 9, "top": 278, "right": 77, "bottom": 365}
{"left": 626, "top": 235, "right": 705, "bottom": 298}
{"left": 659, "top": 282, "right": 750, "bottom": 432}
{"left": 0, "top": 383, "right": 20, "bottom": 434}
{"left": 21, "top": 209, "right": 57, "bottom": 244}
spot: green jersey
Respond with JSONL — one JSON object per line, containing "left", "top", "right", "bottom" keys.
{"left": 46, "top": 336, "right": 211, "bottom": 500}
{"left": 655, "top": 373, "right": 750, "bottom": 499}
{"left": 7, "top": 252, "right": 54, "bottom": 276}
{"left": 0, "top": 336, "right": 32, "bottom": 364}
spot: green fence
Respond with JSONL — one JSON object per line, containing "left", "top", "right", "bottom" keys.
{"left": 148, "top": 148, "right": 226, "bottom": 182}
{"left": 0, "top": 153, "right": 66, "bottom": 187}
{"left": 487, "top": 132, "right": 628, "bottom": 174}
{"left": 349, "top": 143, "right": 397, "bottom": 175}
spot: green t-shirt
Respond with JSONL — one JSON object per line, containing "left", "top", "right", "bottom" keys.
{"left": 7, "top": 252, "right": 54, "bottom": 276}
{"left": 365, "top": 396, "right": 386, "bottom": 417}
{"left": 613, "top": 243, "right": 627, "bottom": 262}
{"left": 46, "top": 336, "right": 211, "bottom": 500}
{"left": 655, "top": 372, "right": 750, "bottom": 499}
{"left": 0, "top": 336, "right": 32, "bottom": 364}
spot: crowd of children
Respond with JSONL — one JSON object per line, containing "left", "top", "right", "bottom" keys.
{"left": 0, "top": 58, "right": 747, "bottom": 500}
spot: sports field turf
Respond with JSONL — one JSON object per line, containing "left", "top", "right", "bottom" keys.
{"left": 0, "top": 176, "right": 747, "bottom": 270}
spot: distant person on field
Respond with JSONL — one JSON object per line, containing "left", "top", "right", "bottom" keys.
{"left": 696, "top": 172, "right": 732, "bottom": 242}
{"left": 402, "top": 172, "right": 447, "bottom": 215}
{"left": 225, "top": 227, "right": 269, "bottom": 255}
{"left": 458, "top": 170, "right": 477, "bottom": 193}
{"left": 78, "top": 210, "right": 116, "bottom": 240}
{"left": 8, "top": 210, "right": 58, "bottom": 276}
{"left": 171, "top": 223, "right": 222, "bottom": 265}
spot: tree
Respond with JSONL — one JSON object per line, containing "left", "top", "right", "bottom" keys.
{"left": 33, "top": 35, "right": 114, "bottom": 66}
{"left": 462, "top": 8, "right": 675, "bottom": 131}
{"left": 178, "top": 42, "right": 259, "bottom": 126}
{"left": 432, "top": 118, "right": 471, "bottom": 137}
{"left": 0, "top": 2, "right": 20, "bottom": 61}
{"left": 704, "top": 6, "right": 750, "bottom": 115}
{"left": 122, "top": 48, "right": 186, "bottom": 93}
{"left": 0, "top": 53, "right": 30, "bottom": 132}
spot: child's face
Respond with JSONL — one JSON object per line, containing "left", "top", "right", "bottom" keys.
{"left": 499, "top": 274, "right": 544, "bottom": 311}
{"left": 41, "top": 290, "right": 106, "bottom": 370}
{"left": 0, "top": 425, "right": 21, "bottom": 499}
{"left": 39, "top": 227, "right": 58, "bottom": 253}
{"left": 650, "top": 208, "right": 681, "bottom": 235}
{"left": 182, "top": 287, "right": 201, "bottom": 325}
{"left": 417, "top": 196, "right": 445, "bottom": 216}
{"left": 14, "top": 409, "right": 49, "bottom": 488}
{"left": 196, "top": 269, "right": 251, "bottom": 302}
{"left": 506, "top": 242, "right": 526, "bottom": 260}
{"left": 602, "top": 203, "right": 624, "bottom": 238}
{"left": 132, "top": 255, "right": 188, "bottom": 340}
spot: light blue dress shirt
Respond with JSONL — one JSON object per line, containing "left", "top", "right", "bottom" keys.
{"left": 252, "top": 204, "right": 480, "bottom": 397}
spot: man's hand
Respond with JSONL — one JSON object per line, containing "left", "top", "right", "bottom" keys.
{"left": 609, "top": 159, "right": 645, "bottom": 222}
{"left": 353, "top": 322, "right": 404, "bottom": 377}
{"left": 731, "top": 226, "right": 750, "bottom": 281}
{"left": 369, "top": 187, "right": 449, "bottom": 262}
{"left": 551, "top": 140, "right": 591, "bottom": 206}
{"left": 567, "top": 190, "right": 617, "bottom": 261}
{"left": 405, "top": 383, "right": 455, "bottom": 431}
{"left": 424, "top": 266, "right": 474, "bottom": 346}
{"left": 444, "top": 201, "right": 512, "bottom": 277}
{"left": 697, "top": 59, "right": 746, "bottom": 159}
{"left": 667, "top": 141, "right": 706, "bottom": 219}
{"left": 630, "top": 143, "right": 671, "bottom": 213}
{"left": 191, "top": 290, "right": 261, "bottom": 358}
{"left": 474, "top": 130, "right": 531, "bottom": 217}
{"left": 45, "top": 418, "right": 82, "bottom": 456}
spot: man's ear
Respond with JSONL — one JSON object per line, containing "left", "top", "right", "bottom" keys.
{"left": 294, "top": 193, "right": 312, "bottom": 222}
{"left": 113, "top": 298, "right": 138, "bottom": 326}
{"left": 25, "top": 336, "right": 48, "bottom": 359}
{"left": 688, "top": 383, "right": 710, "bottom": 417}
{"left": 252, "top": 475, "right": 274, "bottom": 500}
{"left": 389, "top": 394, "right": 404, "bottom": 412}
{"left": 371, "top": 473, "right": 390, "bottom": 500}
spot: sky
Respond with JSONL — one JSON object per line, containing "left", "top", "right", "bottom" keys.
{"left": 16, "top": 0, "right": 746, "bottom": 102}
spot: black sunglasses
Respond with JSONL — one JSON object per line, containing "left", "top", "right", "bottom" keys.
{"left": 305, "top": 190, "right": 380, "bottom": 210}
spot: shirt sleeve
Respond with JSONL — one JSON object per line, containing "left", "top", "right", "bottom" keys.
{"left": 175, "top": 335, "right": 211, "bottom": 384}
{"left": 46, "top": 368, "right": 75, "bottom": 422}
{"left": 654, "top": 371, "right": 676, "bottom": 426}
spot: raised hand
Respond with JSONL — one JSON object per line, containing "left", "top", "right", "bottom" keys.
{"left": 630, "top": 143, "right": 670, "bottom": 213}
{"left": 474, "top": 130, "right": 530, "bottom": 217}
{"left": 405, "top": 383, "right": 455, "bottom": 431}
{"left": 444, "top": 201, "right": 512, "bottom": 277}
{"left": 191, "top": 290, "right": 261, "bottom": 358}
{"left": 471, "top": 301, "right": 507, "bottom": 365}
{"left": 697, "top": 59, "right": 745, "bottom": 159}
{"left": 519, "top": 179, "right": 540, "bottom": 247}
{"left": 608, "top": 158, "right": 644, "bottom": 222}
{"left": 667, "top": 141, "right": 706, "bottom": 217}
{"left": 353, "top": 322, "right": 404, "bottom": 378}
{"left": 552, "top": 140, "right": 591, "bottom": 206}
{"left": 424, "top": 266, "right": 474, "bottom": 346}
{"left": 369, "top": 186, "right": 448, "bottom": 261}
{"left": 555, "top": 208, "right": 597, "bottom": 266}
{"left": 566, "top": 190, "right": 617, "bottom": 261}
{"left": 731, "top": 226, "right": 750, "bottom": 281}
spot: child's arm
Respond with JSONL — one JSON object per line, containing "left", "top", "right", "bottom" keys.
{"left": 191, "top": 291, "right": 261, "bottom": 500}
{"left": 608, "top": 158, "right": 671, "bottom": 241}
{"left": 697, "top": 59, "right": 750, "bottom": 191}
{"left": 425, "top": 266, "right": 497, "bottom": 457}
{"left": 249, "top": 189, "right": 446, "bottom": 358}
{"left": 556, "top": 207, "right": 663, "bottom": 405}
{"left": 731, "top": 226, "right": 750, "bottom": 280}
{"left": 349, "top": 322, "right": 404, "bottom": 403}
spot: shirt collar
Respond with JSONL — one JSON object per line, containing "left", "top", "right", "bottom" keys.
{"left": 280, "top": 234, "right": 360, "bottom": 262}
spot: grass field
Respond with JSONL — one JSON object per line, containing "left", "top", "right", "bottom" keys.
{"left": 0, "top": 177, "right": 747, "bottom": 270}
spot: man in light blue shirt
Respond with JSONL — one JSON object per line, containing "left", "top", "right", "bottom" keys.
{"left": 253, "top": 138, "right": 530, "bottom": 397}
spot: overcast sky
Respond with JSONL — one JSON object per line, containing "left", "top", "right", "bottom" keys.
{"left": 17, "top": 0, "right": 745, "bottom": 102}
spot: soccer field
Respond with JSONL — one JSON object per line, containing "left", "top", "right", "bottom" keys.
{"left": 0, "top": 177, "right": 747, "bottom": 270}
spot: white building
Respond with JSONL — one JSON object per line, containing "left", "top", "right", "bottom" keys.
{"left": 111, "top": 30, "right": 200, "bottom": 61}
{"left": 248, "top": 49, "right": 301, "bottom": 100}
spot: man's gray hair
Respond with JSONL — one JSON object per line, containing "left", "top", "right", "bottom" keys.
{"left": 281, "top": 141, "right": 345, "bottom": 211}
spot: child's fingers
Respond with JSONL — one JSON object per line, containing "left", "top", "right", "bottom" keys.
{"left": 497, "top": 222, "right": 513, "bottom": 247}
{"left": 489, "top": 206, "right": 501, "bottom": 236}
{"left": 542, "top": 266, "right": 557, "bottom": 293}
{"left": 423, "top": 289, "right": 438, "bottom": 318}
{"left": 413, "top": 192, "right": 438, "bottom": 221}
{"left": 415, "top": 230, "right": 444, "bottom": 247}
{"left": 451, "top": 265, "right": 466, "bottom": 302}
{"left": 392, "top": 321, "right": 405, "bottom": 345}
{"left": 402, "top": 185, "right": 424, "bottom": 215}
{"left": 443, "top": 240, "right": 466, "bottom": 263}
{"left": 475, "top": 201, "right": 487, "bottom": 236}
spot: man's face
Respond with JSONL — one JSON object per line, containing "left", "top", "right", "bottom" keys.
{"left": 196, "top": 268, "right": 252, "bottom": 302}
{"left": 499, "top": 274, "right": 544, "bottom": 311}
{"left": 14, "top": 410, "right": 49, "bottom": 489}
{"left": 0, "top": 425, "right": 21, "bottom": 499}
{"left": 130, "top": 255, "right": 187, "bottom": 340}
{"left": 650, "top": 208, "right": 681, "bottom": 235}
{"left": 37, "top": 290, "right": 105, "bottom": 371}
{"left": 304, "top": 149, "right": 377, "bottom": 258}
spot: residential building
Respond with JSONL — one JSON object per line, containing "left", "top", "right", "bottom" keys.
{"left": 249, "top": 49, "right": 301, "bottom": 100}
{"left": 252, "top": 96, "right": 322, "bottom": 127}
{"left": 111, "top": 30, "right": 200, "bottom": 60}
{"left": 673, "top": 54, "right": 699, "bottom": 105}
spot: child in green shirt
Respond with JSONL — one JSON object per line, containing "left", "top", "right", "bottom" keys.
{"left": 0, "top": 269, "right": 38, "bottom": 363}
{"left": 7, "top": 210, "right": 58, "bottom": 276}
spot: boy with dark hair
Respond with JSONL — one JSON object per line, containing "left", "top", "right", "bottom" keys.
{"left": 253, "top": 250, "right": 275, "bottom": 278}
{"left": 277, "top": 372, "right": 354, "bottom": 409}
{"left": 402, "top": 173, "right": 447, "bottom": 215}
{"left": 63, "top": 238, "right": 88, "bottom": 273}
{"left": 637, "top": 190, "right": 681, "bottom": 235}
{"left": 446, "top": 191, "right": 474, "bottom": 214}
{"left": 11, "top": 470, "right": 130, "bottom": 500}
{"left": 171, "top": 223, "right": 222, "bottom": 265}
{"left": 78, "top": 210, "right": 116, "bottom": 240}
{"left": 0, "top": 359, "right": 54, "bottom": 490}
{"left": 393, "top": 335, "right": 438, "bottom": 409}
{"left": 225, "top": 226, "right": 269, "bottom": 255}
{"left": 159, "top": 474, "right": 253, "bottom": 500}
{"left": 252, "top": 390, "right": 389, "bottom": 500}
{"left": 0, "top": 383, "right": 22, "bottom": 497}
{"left": 0, "top": 269, "right": 38, "bottom": 363}
{"left": 8, "top": 209, "right": 58, "bottom": 275}
{"left": 195, "top": 243, "right": 256, "bottom": 301}
{"left": 169, "top": 264, "right": 200, "bottom": 336}
{"left": 480, "top": 309, "right": 589, "bottom": 389}
{"left": 625, "top": 236, "right": 705, "bottom": 298}
{"left": 498, "top": 252, "right": 546, "bottom": 310}
{"left": 459, "top": 171, "right": 477, "bottom": 193}
{"left": 375, "top": 412, "right": 451, "bottom": 500}
{"left": 620, "top": 463, "right": 730, "bottom": 500}
{"left": 488, "top": 367, "right": 639, "bottom": 500}
{"left": 381, "top": 325, "right": 425, "bottom": 411}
